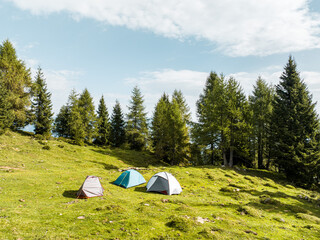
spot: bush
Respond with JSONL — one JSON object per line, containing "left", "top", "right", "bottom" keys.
{"left": 166, "top": 215, "right": 194, "bottom": 232}
{"left": 237, "top": 206, "right": 261, "bottom": 217}
{"left": 42, "top": 145, "right": 51, "bottom": 150}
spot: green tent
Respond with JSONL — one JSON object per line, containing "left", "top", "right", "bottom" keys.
{"left": 113, "top": 169, "right": 146, "bottom": 188}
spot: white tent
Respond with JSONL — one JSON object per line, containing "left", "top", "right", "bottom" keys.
{"left": 77, "top": 176, "right": 104, "bottom": 198}
{"left": 146, "top": 172, "right": 182, "bottom": 195}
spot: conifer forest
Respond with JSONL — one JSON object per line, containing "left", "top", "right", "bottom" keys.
{"left": 1, "top": 39, "right": 320, "bottom": 190}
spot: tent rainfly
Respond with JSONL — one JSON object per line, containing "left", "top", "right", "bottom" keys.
{"left": 77, "top": 176, "right": 104, "bottom": 198}
{"left": 146, "top": 172, "right": 182, "bottom": 195}
{"left": 113, "top": 169, "right": 146, "bottom": 188}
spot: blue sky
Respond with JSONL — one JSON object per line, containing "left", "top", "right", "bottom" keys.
{"left": 1, "top": 0, "right": 320, "bottom": 120}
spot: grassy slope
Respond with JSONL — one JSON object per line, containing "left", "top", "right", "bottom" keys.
{"left": 1, "top": 131, "right": 320, "bottom": 239}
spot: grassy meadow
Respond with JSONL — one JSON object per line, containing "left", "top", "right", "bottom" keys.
{"left": 1, "top": 131, "right": 320, "bottom": 239}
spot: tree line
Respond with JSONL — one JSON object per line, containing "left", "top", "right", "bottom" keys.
{"left": 1, "top": 39, "right": 319, "bottom": 189}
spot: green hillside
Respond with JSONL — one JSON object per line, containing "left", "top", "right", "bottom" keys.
{"left": 1, "top": 131, "right": 320, "bottom": 239}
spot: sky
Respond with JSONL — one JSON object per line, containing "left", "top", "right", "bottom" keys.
{"left": 1, "top": 0, "right": 320, "bottom": 121}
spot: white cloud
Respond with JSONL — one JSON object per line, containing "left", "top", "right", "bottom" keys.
{"left": 8, "top": 0, "right": 320, "bottom": 56}
{"left": 125, "top": 69, "right": 208, "bottom": 120}
{"left": 125, "top": 67, "right": 320, "bottom": 121}
{"left": 35, "top": 69, "right": 82, "bottom": 115}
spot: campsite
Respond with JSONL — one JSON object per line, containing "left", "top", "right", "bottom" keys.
{"left": 2, "top": 1, "right": 320, "bottom": 239}
{"left": 1, "top": 131, "right": 320, "bottom": 239}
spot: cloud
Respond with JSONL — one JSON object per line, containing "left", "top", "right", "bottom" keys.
{"left": 125, "top": 69, "right": 208, "bottom": 120}
{"left": 8, "top": 0, "right": 320, "bottom": 56}
{"left": 125, "top": 67, "right": 320, "bottom": 120}
{"left": 38, "top": 69, "right": 82, "bottom": 115}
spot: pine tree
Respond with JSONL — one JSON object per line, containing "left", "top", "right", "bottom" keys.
{"left": 271, "top": 56, "right": 320, "bottom": 187}
{"left": 110, "top": 100, "right": 126, "bottom": 147}
{"left": 172, "top": 89, "right": 191, "bottom": 123}
{"left": 151, "top": 93, "right": 190, "bottom": 165}
{"left": 96, "top": 95, "right": 110, "bottom": 146}
{"left": 0, "top": 80, "right": 14, "bottom": 132}
{"left": 249, "top": 77, "right": 274, "bottom": 169}
{"left": 78, "top": 88, "right": 97, "bottom": 143}
{"left": 54, "top": 105, "right": 70, "bottom": 138}
{"left": 68, "top": 89, "right": 85, "bottom": 145}
{"left": 151, "top": 94, "right": 171, "bottom": 161}
{"left": 224, "top": 77, "right": 252, "bottom": 167}
{"left": 126, "top": 86, "right": 148, "bottom": 150}
{"left": 194, "top": 72, "right": 226, "bottom": 164}
{"left": 0, "top": 40, "right": 32, "bottom": 129}
{"left": 167, "top": 98, "right": 190, "bottom": 165}
{"left": 31, "top": 67, "right": 53, "bottom": 137}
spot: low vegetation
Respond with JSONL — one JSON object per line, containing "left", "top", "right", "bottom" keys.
{"left": 1, "top": 131, "right": 320, "bottom": 239}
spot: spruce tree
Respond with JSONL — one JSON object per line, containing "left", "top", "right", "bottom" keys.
{"left": 271, "top": 56, "right": 320, "bottom": 187}
{"left": 151, "top": 93, "right": 190, "bottom": 165}
{"left": 126, "top": 86, "right": 148, "bottom": 150}
{"left": 0, "top": 40, "right": 32, "bottom": 129}
{"left": 249, "top": 77, "right": 274, "bottom": 169}
{"left": 54, "top": 105, "right": 70, "bottom": 138}
{"left": 96, "top": 95, "right": 110, "bottom": 146}
{"left": 31, "top": 67, "right": 53, "bottom": 137}
{"left": 224, "top": 77, "right": 251, "bottom": 167}
{"left": 172, "top": 89, "right": 191, "bottom": 123}
{"left": 78, "top": 88, "right": 97, "bottom": 143}
{"left": 167, "top": 98, "right": 190, "bottom": 165}
{"left": 68, "top": 89, "right": 85, "bottom": 145}
{"left": 151, "top": 94, "right": 171, "bottom": 161}
{"left": 110, "top": 100, "right": 126, "bottom": 147}
{"left": 0, "top": 81, "right": 14, "bottom": 132}
{"left": 194, "top": 72, "right": 226, "bottom": 164}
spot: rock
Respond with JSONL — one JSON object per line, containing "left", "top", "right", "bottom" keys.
{"left": 144, "top": 203, "right": 150, "bottom": 206}
{"left": 263, "top": 198, "right": 271, "bottom": 204}
{"left": 279, "top": 218, "right": 285, "bottom": 223}
{"left": 195, "top": 216, "right": 212, "bottom": 224}
{"left": 245, "top": 230, "right": 257, "bottom": 235}
{"left": 77, "top": 216, "right": 85, "bottom": 219}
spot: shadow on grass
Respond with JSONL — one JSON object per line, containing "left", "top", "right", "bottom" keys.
{"left": 62, "top": 190, "right": 78, "bottom": 198}
{"left": 134, "top": 186, "right": 146, "bottom": 193}
{"left": 90, "top": 160, "right": 119, "bottom": 170}
{"left": 91, "top": 147, "right": 162, "bottom": 168}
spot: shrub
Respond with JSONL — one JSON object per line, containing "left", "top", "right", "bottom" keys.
{"left": 42, "top": 145, "right": 50, "bottom": 150}
{"left": 166, "top": 215, "right": 194, "bottom": 232}
{"left": 237, "top": 206, "right": 261, "bottom": 217}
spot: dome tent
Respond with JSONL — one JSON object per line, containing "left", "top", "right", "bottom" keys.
{"left": 77, "top": 176, "right": 104, "bottom": 198}
{"left": 113, "top": 169, "right": 146, "bottom": 188}
{"left": 146, "top": 172, "right": 182, "bottom": 195}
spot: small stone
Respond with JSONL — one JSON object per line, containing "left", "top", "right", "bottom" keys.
{"left": 161, "top": 199, "right": 169, "bottom": 203}
{"left": 279, "top": 218, "right": 285, "bottom": 223}
{"left": 77, "top": 216, "right": 85, "bottom": 219}
{"left": 19, "top": 199, "right": 25, "bottom": 202}
{"left": 245, "top": 230, "right": 257, "bottom": 235}
{"left": 144, "top": 203, "right": 150, "bottom": 206}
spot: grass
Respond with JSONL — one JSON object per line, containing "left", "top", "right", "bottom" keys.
{"left": 1, "top": 131, "right": 320, "bottom": 239}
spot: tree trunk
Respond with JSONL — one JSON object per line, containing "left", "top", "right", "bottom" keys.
{"left": 211, "top": 143, "right": 214, "bottom": 165}
{"left": 258, "top": 133, "right": 263, "bottom": 169}
{"left": 229, "top": 147, "right": 233, "bottom": 167}
{"left": 223, "top": 148, "right": 227, "bottom": 166}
